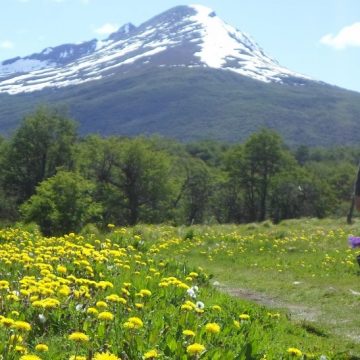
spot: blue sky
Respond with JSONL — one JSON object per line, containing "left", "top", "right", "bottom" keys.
{"left": 1, "top": 0, "right": 359, "bottom": 92}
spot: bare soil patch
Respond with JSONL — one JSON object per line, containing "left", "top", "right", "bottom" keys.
{"left": 216, "top": 284, "right": 320, "bottom": 322}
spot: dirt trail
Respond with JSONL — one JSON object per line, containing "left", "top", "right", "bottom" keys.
{"left": 215, "top": 283, "right": 320, "bottom": 322}
{"left": 215, "top": 282, "right": 360, "bottom": 345}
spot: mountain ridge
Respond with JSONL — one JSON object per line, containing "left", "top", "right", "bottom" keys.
{"left": 0, "top": 4, "right": 312, "bottom": 94}
{"left": 0, "top": 4, "right": 359, "bottom": 147}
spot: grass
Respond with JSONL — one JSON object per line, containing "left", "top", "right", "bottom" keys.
{"left": 0, "top": 220, "right": 359, "bottom": 359}
{"left": 153, "top": 218, "right": 360, "bottom": 356}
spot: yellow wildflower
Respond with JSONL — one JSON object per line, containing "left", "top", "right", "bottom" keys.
{"left": 87, "top": 307, "right": 98, "bottom": 315}
{"left": 144, "top": 349, "right": 158, "bottom": 359}
{"left": 123, "top": 316, "right": 143, "bottom": 329}
{"left": 98, "top": 311, "right": 114, "bottom": 321}
{"left": 1, "top": 317, "right": 15, "bottom": 327}
{"left": 139, "top": 289, "right": 152, "bottom": 297}
{"left": 57, "top": 265, "right": 67, "bottom": 274}
{"left": 186, "top": 343, "right": 205, "bottom": 356}
{"left": 12, "top": 321, "right": 31, "bottom": 332}
{"left": 15, "top": 345, "right": 27, "bottom": 353}
{"left": 233, "top": 320, "right": 240, "bottom": 328}
{"left": 182, "top": 329, "right": 196, "bottom": 337}
{"left": 68, "top": 332, "right": 89, "bottom": 342}
{"left": 20, "top": 355, "right": 42, "bottom": 360}
{"left": 204, "top": 322, "right": 220, "bottom": 334}
{"left": 0, "top": 280, "right": 10, "bottom": 289}
{"left": 96, "top": 301, "right": 108, "bottom": 308}
{"left": 10, "top": 334, "right": 23, "bottom": 344}
{"left": 35, "top": 344, "right": 49, "bottom": 352}
{"left": 93, "top": 352, "right": 120, "bottom": 360}
{"left": 239, "top": 314, "right": 250, "bottom": 321}
{"left": 287, "top": 348, "right": 303, "bottom": 357}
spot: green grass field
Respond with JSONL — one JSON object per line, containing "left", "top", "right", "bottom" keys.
{"left": 153, "top": 218, "right": 360, "bottom": 357}
{"left": 0, "top": 219, "right": 359, "bottom": 359}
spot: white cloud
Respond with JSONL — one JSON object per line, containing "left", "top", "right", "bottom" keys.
{"left": 94, "top": 23, "right": 118, "bottom": 36}
{"left": 0, "top": 41, "right": 14, "bottom": 49}
{"left": 320, "top": 22, "right": 360, "bottom": 50}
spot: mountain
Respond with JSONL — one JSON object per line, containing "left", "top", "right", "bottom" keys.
{"left": 0, "top": 4, "right": 359, "bottom": 146}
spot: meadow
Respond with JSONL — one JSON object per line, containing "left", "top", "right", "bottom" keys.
{"left": 0, "top": 219, "right": 359, "bottom": 359}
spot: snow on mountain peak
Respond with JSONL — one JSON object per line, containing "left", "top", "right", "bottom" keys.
{"left": 0, "top": 4, "right": 312, "bottom": 95}
{"left": 187, "top": 4, "right": 310, "bottom": 83}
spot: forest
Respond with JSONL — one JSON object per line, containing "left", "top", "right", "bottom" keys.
{"left": 1, "top": 106, "right": 359, "bottom": 235}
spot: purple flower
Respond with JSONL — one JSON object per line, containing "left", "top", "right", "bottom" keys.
{"left": 348, "top": 236, "right": 360, "bottom": 248}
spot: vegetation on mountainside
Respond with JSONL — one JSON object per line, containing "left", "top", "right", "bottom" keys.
{"left": 1, "top": 68, "right": 360, "bottom": 146}
{"left": 0, "top": 106, "right": 359, "bottom": 234}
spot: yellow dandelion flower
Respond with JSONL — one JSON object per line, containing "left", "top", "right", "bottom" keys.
{"left": 7, "top": 292, "right": 19, "bottom": 301}
{"left": 20, "top": 355, "right": 42, "bottom": 360}
{"left": 189, "top": 272, "right": 198, "bottom": 277}
{"left": 0, "top": 280, "right": 10, "bottom": 290}
{"left": 287, "top": 348, "right": 302, "bottom": 357}
{"left": 124, "top": 316, "right": 143, "bottom": 329}
{"left": 87, "top": 307, "right": 98, "bottom": 315}
{"left": 186, "top": 343, "right": 205, "bottom": 356}
{"left": 98, "top": 311, "right": 114, "bottom": 321}
{"left": 123, "top": 321, "right": 135, "bottom": 329}
{"left": 57, "top": 265, "right": 67, "bottom": 274}
{"left": 139, "top": 289, "right": 152, "bottom": 297}
{"left": 68, "top": 332, "right": 89, "bottom": 342}
{"left": 96, "top": 301, "right": 108, "bottom": 308}
{"left": 108, "top": 294, "right": 127, "bottom": 304}
{"left": 144, "top": 349, "right": 158, "bottom": 359}
{"left": 58, "top": 286, "right": 71, "bottom": 296}
{"left": 35, "top": 344, "right": 49, "bottom": 352}
{"left": 239, "top": 314, "right": 250, "bottom": 321}
{"left": 15, "top": 345, "right": 27, "bottom": 353}
{"left": 93, "top": 351, "right": 120, "bottom": 360}
{"left": 12, "top": 321, "right": 31, "bottom": 332}
{"left": 182, "top": 329, "right": 196, "bottom": 337}
{"left": 1, "top": 317, "right": 15, "bottom": 327}
{"left": 204, "top": 322, "right": 220, "bottom": 334}
{"left": 233, "top": 320, "right": 240, "bottom": 328}
{"left": 42, "top": 298, "right": 60, "bottom": 309}
{"left": 10, "top": 334, "right": 23, "bottom": 344}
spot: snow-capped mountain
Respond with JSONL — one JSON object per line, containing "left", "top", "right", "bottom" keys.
{"left": 0, "top": 4, "right": 311, "bottom": 95}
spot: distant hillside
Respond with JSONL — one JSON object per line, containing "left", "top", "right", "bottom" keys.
{"left": 0, "top": 4, "right": 359, "bottom": 146}
{"left": 0, "top": 67, "right": 359, "bottom": 146}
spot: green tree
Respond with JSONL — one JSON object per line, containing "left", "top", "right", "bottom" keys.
{"left": 21, "top": 171, "right": 101, "bottom": 236}
{"left": 3, "top": 106, "right": 77, "bottom": 203}
{"left": 227, "top": 129, "right": 292, "bottom": 222}
{"left": 76, "top": 135, "right": 125, "bottom": 225}
{"left": 113, "top": 138, "right": 173, "bottom": 225}
{"left": 177, "top": 157, "right": 213, "bottom": 224}
{"left": 77, "top": 136, "right": 174, "bottom": 225}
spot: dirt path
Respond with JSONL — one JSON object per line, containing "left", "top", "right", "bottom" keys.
{"left": 215, "top": 281, "right": 360, "bottom": 346}
{"left": 215, "top": 282, "right": 320, "bottom": 322}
